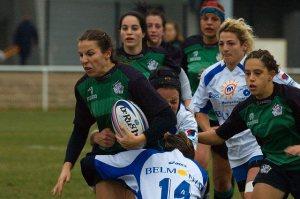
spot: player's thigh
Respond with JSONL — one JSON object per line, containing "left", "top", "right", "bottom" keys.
{"left": 194, "top": 143, "right": 211, "bottom": 169}
{"left": 243, "top": 166, "right": 260, "bottom": 199}
{"left": 253, "top": 183, "right": 285, "bottom": 199}
{"left": 211, "top": 150, "right": 232, "bottom": 190}
{"left": 96, "top": 180, "right": 135, "bottom": 199}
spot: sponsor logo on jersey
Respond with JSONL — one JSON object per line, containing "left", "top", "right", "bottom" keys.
{"left": 145, "top": 167, "right": 176, "bottom": 175}
{"left": 87, "top": 86, "right": 97, "bottom": 101}
{"left": 147, "top": 60, "right": 159, "bottom": 71}
{"left": 113, "top": 81, "right": 124, "bottom": 94}
{"left": 168, "top": 161, "right": 187, "bottom": 167}
{"left": 247, "top": 112, "right": 258, "bottom": 126}
{"left": 190, "top": 51, "right": 201, "bottom": 61}
{"left": 221, "top": 80, "right": 238, "bottom": 99}
{"left": 260, "top": 164, "right": 272, "bottom": 174}
{"left": 209, "top": 91, "right": 220, "bottom": 99}
{"left": 272, "top": 104, "right": 283, "bottom": 116}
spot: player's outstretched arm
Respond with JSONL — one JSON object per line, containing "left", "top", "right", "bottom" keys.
{"left": 285, "top": 145, "right": 300, "bottom": 156}
{"left": 198, "top": 127, "right": 225, "bottom": 145}
{"left": 51, "top": 162, "right": 73, "bottom": 196}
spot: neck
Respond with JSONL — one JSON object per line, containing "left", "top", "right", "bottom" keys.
{"left": 98, "top": 62, "right": 115, "bottom": 77}
{"left": 148, "top": 40, "right": 161, "bottom": 48}
{"left": 124, "top": 44, "right": 143, "bottom": 55}
{"left": 256, "top": 83, "right": 274, "bottom": 100}
{"left": 203, "top": 36, "right": 218, "bottom": 45}
{"left": 226, "top": 62, "right": 238, "bottom": 71}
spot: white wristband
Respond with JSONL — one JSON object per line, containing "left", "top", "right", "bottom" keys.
{"left": 245, "top": 181, "right": 254, "bottom": 193}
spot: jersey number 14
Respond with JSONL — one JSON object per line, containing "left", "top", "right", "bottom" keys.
{"left": 159, "top": 178, "right": 190, "bottom": 199}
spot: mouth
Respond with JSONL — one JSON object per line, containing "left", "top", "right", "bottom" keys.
{"left": 125, "top": 38, "right": 135, "bottom": 42}
{"left": 205, "top": 27, "right": 214, "bottom": 32}
{"left": 223, "top": 54, "right": 231, "bottom": 58}
{"left": 149, "top": 34, "right": 158, "bottom": 39}
{"left": 84, "top": 66, "right": 93, "bottom": 73}
{"left": 249, "top": 84, "right": 256, "bottom": 90}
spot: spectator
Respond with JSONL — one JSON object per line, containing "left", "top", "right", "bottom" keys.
{"left": 13, "top": 15, "right": 38, "bottom": 65}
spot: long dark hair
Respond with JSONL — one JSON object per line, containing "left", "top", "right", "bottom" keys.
{"left": 119, "top": 11, "right": 148, "bottom": 47}
{"left": 164, "top": 132, "right": 195, "bottom": 159}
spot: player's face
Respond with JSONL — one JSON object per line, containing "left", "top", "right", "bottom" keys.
{"left": 245, "top": 58, "right": 275, "bottom": 99}
{"left": 164, "top": 23, "right": 176, "bottom": 42}
{"left": 78, "top": 40, "right": 110, "bottom": 77}
{"left": 120, "top": 16, "right": 145, "bottom": 50}
{"left": 200, "top": 13, "right": 221, "bottom": 39}
{"left": 157, "top": 87, "right": 180, "bottom": 113}
{"left": 219, "top": 31, "right": 247, "bottom": 70}
{"left": 146, "top": 15, "right": 164, "bottom": 46}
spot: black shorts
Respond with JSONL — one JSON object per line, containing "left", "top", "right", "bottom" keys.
{"left": 253, "top": 159, "right": 300, "bottom": 198}
{"left": 198, "top": 120, "right": 228, "bottom": 160}
{"left": 80, "top": 153, "right": 102, "bottom": 187}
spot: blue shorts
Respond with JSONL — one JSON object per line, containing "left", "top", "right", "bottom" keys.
{"left": 232, "top": 155, "right": 264, "bottom": 192}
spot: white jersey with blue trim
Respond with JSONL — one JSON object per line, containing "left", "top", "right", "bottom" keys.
{"left": 273, "top": 69, "right": 300, "bottom": 89}
{"left": 192, "top": 57, "right": 262, "bottom": 168}
{"left": 177, "top": 103, "right": 198, "bottom": 149}
{"left": 94, "top": 149, "right": 208, "bottom": 199}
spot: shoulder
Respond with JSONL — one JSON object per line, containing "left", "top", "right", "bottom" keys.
{"left": 117, "top": 63, "right": 146, "bottom": 80}
{"left": 148, "top": 46, "right": 167, "bottom": 55}
{"left": 75, "top": 74, "right": 89, "bottom": 89}
{"left": 201, "top": 60, "right": 226, "bottom": 86}
{"left": 177, "top": 103, "right": 193, "bottom": 117}
{"left": 182, "top": 35, "right": 203, "bottom": 49}
{"left": 275, "top": 82, "right": 300, "bottom": 100}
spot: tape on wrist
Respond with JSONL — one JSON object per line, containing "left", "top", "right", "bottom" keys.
{"left": 245, "top": 181, "right": 254, "bottom": 193}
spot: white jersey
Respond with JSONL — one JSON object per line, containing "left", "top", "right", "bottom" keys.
{"left": 94, "top": 149, "right": 208, "bottom": 199}
{"left": 176, "top": 103, "right": 198, "bottom": 149}
{"left": 273, "top": 69, "right": 300, "bottom": 89}
{"left": 192, "top": 56, "right": 300, "bottom": 167}
{"left": 192, "top": 57, "right": 262, "bottom": 168}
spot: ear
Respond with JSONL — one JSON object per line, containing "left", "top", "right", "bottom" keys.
{"left": 104, "top": 50, "right": 111, "bottom": 60}
{"left": 242, "top": 42, "right": 248, "bottom": 53}
{"left": 269, "top": 70, "right": 276, "bottom": 81}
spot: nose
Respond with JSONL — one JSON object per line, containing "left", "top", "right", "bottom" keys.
{"left": 125, "top": 27, "right": 133, "bottom": 35}
{"left": 81, "top": 54, "right": 88, "bottom": 64}
{"left": 249, "top": 73, "right": 255, "bottom": 81}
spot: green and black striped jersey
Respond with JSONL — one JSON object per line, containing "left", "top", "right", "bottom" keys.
{"left": 182, "top": 34, "right": 220, "bottom": 94}
{"left": 64, "top": 63, "right": 176, "bottom": 165}
{"left": 216, "top": 83, "right": 300, "bottom": 170}
{"left": 116, "top": 46, "right": 180, "bottom": 78}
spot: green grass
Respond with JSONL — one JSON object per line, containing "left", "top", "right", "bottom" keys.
{"left": 0, "top": 109, "right": 93, "bottom": 199}
{"left": 4, "top": 109, "right": 292, "bottom": 198}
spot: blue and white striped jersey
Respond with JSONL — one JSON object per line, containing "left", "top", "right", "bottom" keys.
{"left": 94, "top": 149, "right": 208, "bottom": 199}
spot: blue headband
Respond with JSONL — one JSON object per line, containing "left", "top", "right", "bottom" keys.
{"left": 199, "top": 7, "right": 225, "bottom": 22}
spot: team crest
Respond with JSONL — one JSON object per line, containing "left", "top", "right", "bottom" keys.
{"left": 221, "top": 80, "right": 238, "bottom": 99}
{"left": 272, "top": 104, "right": 282, "bottom": 116}
{"left": 147, "top": 60, "right": 159, "bottom": 71}
{"left": 260, "top": 164, "right": 272, "bottom": 174}
{"left": 113, "top": 81, "right": 124, "bottom": 94}
{"left": 249, "top": 113, "right": 254, "bottom": 121}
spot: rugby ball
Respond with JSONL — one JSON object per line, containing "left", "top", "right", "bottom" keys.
{"left": 111, "top": 99, "right": 149, "bottom": 136}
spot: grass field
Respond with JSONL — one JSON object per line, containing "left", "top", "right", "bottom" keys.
{"left": 0, "top": 109, "right": 244, "bottom": 198}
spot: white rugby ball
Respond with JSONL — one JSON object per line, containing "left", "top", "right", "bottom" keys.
{"left": 111, "top": 99, "right": 149, "bottom": 136}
